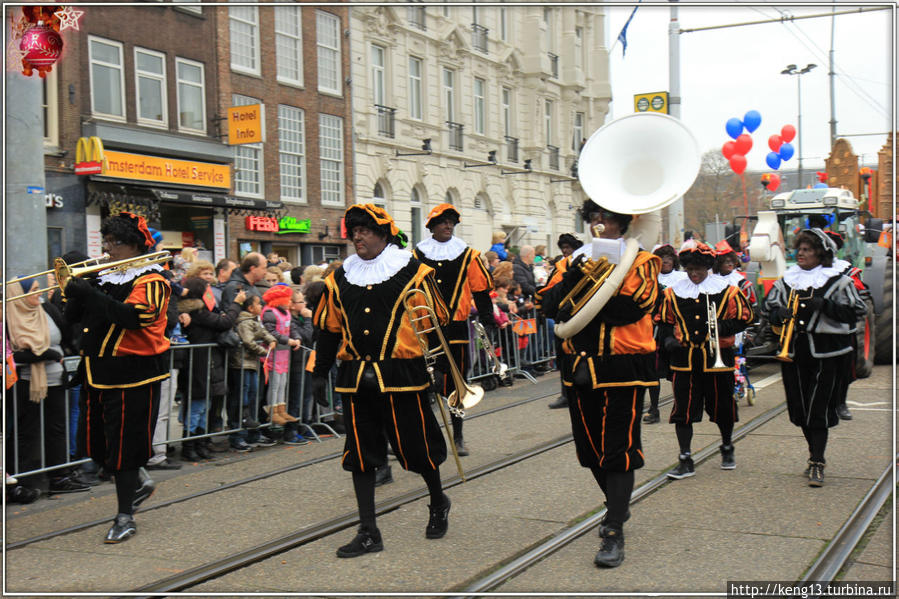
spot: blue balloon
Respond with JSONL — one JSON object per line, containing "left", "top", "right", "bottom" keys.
{"left": 766, "top": 152, "right": 782, "bottom": 170}
{"left": 743, "top": 110, "right": 762, "bottom": 133}
{"left": 725, "top": 118, "right": 744, "bottom": 140}
{"left": 814, "top": 182, "right": 828, "bottom": 189}
{"left": 779, "top": 142, "right": 795, "bottom": 161}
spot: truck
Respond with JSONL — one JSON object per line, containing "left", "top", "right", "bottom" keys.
{"left": 743, "top": 187, "right": 892, "bottom": 377}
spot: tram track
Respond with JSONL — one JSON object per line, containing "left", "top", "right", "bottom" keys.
{"left": 5, "top": 386, "right": 574, "bottom": 550}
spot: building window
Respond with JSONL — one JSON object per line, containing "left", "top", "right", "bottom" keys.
{"left": 229, "top": 4, "right": 260, "bottom": 76}
{"left": 573, "top": 111, "right": 585, "bottom": 152}
{"left": 88, "top": 36, "right": 125, "bottom": 119}
{"left": 502, "top": 87, "right": 512, "bottom": 137}
{"left": 410, "top": 187, "right": 422, "bottom": 245}
{"left": 544, "top": 7, "right": 554, "bottom": 51}
{"left": 545, "top": 99, "right": 553, "bottom": 145}
{"left": 575, "top": 26, "right": 584, "bottom": 71}
{"left": 176, "top": 58, "right": 206, "bottom": 133}
{"left": 499, "top": 7, "right": 507, "bottom": 41}
{"left": 320, "top": 114, "right": 344, "bottom": 206}
{"left": 42, "top": 69, "right": 58, "bottom": 148}
{"left": 279, "top": 105, "right": 305, "bottom": 203}
{"left": 317, "top": 11, "right": 341, "bottom": 95}
{"left": 473, "top": 77, "right": 485, "bottom": 135}
{"left": 407, "top": 5, "right": 426, "bottom": 30}
{"left": 135, "top": 47, "right": 167, "bottom": 126}
{"left": 443, "top": 68, "right": 455, "bottom": 122}
{"left": 176, "top": 1, "right": 201, "bottom": 14}
{"left": 371, "top": 44, "right": 385, "bottom": 106}
{"left": 373, "top": 182, "right": 386, "bottom": 209}
{"left": 408, "top": 56, "right": 423, "bottom": 120}
{"left": 233, "top": 94, "right": 262, "bottom": 197}
{"left": 275, "top": 5, "right": 303, "bottom": 86}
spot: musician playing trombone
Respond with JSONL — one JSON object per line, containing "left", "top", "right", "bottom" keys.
{"left": 658, "top": 242, "right": 753, "bottom": 479}
{"left": 536, "top": 200, "right": 661, "bottom": 569}
{"left": 62, "top": 212, "right": 172, "bottom": 544}
{"left": 765, "top": 229, "right": 866, "bottom": 487}
{"left": 412, "top": 203, "right": 495, "bottom": 456}
{"left": 311, "top": 204, "right": 453, "bottom": 558}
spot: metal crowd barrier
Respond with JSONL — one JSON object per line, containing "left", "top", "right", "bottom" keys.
{"left": 4, "top": 344, "right": 342, "bottom": 480}
{"left": 464, "top": 310, "right": 557, "bottom": 387}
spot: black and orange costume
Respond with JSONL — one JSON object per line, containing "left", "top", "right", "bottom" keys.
{"left": 537, "top": 202, "right": 660, "bottom": 568}
{"left": 658, "top": 242, "right": 754, "bottom": 478}
{"left": 64, "top": 212, "right": 171, "bottom": 543}
{"left": 412, "top": 203, "right": 494, "bottom": 454}
{"left": 312, "top": 204, "right": 452, "bottom": 557}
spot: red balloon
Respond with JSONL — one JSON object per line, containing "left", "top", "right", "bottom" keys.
{"left": 768, "top": 173, "right": 781, "bottom": 192}
{"left": 781, "top": 124, "right": 796, "bottom": 143}
{"left": 734, "top": 133, "right": 753, "bottom": 156}
{"left": 729, "top": 155, "right": 747, "bottom": 175}
{"left": 722, "top": 141, "right": 736, "bottom": 159}
{"left": 768, "top": 135, "right": 783, "bottom": 153}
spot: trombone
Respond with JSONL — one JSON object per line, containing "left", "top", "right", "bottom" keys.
{"left": 7, "top": 251, "right": 171, "bottom": 301}
{"left": 403, "top": 287, "right": 484, "bottom": 481}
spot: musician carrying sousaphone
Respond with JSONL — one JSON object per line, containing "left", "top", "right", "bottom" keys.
{"left": 658, "top": 242, "right": 754, "bottom": 479}
{"left": 310, "top": 204, "right": 453, "bottom": 558}
{"left": 63, "top": 212, "right": 172, "bottom": 544}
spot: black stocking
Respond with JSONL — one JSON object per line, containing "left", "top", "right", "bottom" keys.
{"left": 675, "top": 423, "right": 693, "bottom": 455}
{"left": 114, "top": 469, "right": 139, "bottom": 516}
{"left": 603, "top": 470, "right": 634, "bottom": 531}
{"left": 352, "top": 470, "right": 377, "bottom": 532}
{"left": 421, "top": 467, "right": 446, "bottom": 506}
{"left": 717, "top": 420, "right": 734, "bottom": 447}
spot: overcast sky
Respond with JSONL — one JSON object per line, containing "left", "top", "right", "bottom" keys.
{"left": 604, "top": 2, "right": 893, "bottom": 174}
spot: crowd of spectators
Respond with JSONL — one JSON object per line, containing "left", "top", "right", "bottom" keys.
{"left": 4, "top": 232, "right": 560, "bottom": 504}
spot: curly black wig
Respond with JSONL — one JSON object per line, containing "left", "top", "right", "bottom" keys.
{"left": 678, "top": 249, "right": 716, "bottom": 270}
{"left": 794, "top": 229, "right": 834, "bottom": 267}
{"left": 579, "top": 199, "right": 632, "bottom": 235}
{"left": 426, "top": 209, "right": 460, "bottom": 230}
{"left": 557, "top": 233, "right": 584, "bottom": 251}
{"left": 653, "top": 244, "right": 679, "bottom": 269}
{"left": 100, "top": 214, "right": 151, "bottom": 253}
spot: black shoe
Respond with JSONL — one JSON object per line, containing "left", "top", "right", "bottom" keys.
{"left": 250, "top": 435, "right": 278, "bottom": 448}
{"left": 336, "top": 528, "right": 383, "bottom": 558}
{"left": 598, "top": 507, "right": 631, "bottom": 537}
{"left": 97, "top": 468, "right": 112, "bottom": 482}
{"left": 667, "top": 454, "right": 695, "bottom": 480}
{"left": 104, "top": 513, "right": 136, "bottom": 544}
{"left": 181, "top": 442, "right": 201, "bottom": 462}
{"left": 426, "top": 495, "right": 451, "bottom": 539}
{"left": 808, "top": 461, "right": 825, "bottom": 487}
{"left": 230, "top": 439, "right": 253, "bottom": 453}
{"left": 837, "top": 403, "right": 853, "bottom": 420}
{"left": 454, "top": 437, "right": 469, "bottom": 457}
{"left": 374, "top": 465, "right": 393, "bottom": 487}
{"left": 48, "top": 475, "right": 91, "bottom": 494}
{"left": 7, "top": 485, "right": 40, "bottom": 504}
{"left": 194, "top": 444, "right": 215, "bottom": 460}
{"left": 74, "top": 471, "right": 103, "bottom": 486}
{"left": 642, "top": 410, "right": 660, "bottom": 424}
{"left": 594, "top": 527, "right": 624, "bottom": 568}
{"left": 146, "top": 459, "right": 182, "bottom": 470}
{"left": 720, "top": 444, "right": 736, "bottom": 470}
{"left": 548, "top": 395, "right": 568, "bottom": 409}
{"left": 132, "top": 468, "right": 155, "bottom": 513}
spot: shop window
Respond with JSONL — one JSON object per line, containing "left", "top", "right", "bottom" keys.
{"left": 311, "top": 245, "right": 341, "bottom": 264}
{"left": 135, "top": 47, "right": 167, "bottom": 127}
{"left": 317, "top": 11, "right": 341, "bottom": 95}
{"left": 229, "top": 3, "right": 260, "bottom": 76}
{"left": 275, "top": 5, "right": 302, "bottom": 86}
{"left": 88, "top": 36, "right": 125, "bottom": 120}
{"left": 176, "top": 57, "right": 206, "bottom": 134}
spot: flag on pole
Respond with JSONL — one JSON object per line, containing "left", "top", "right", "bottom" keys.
{"left": 617, "top": 2, "right": 641, "bottom": 57}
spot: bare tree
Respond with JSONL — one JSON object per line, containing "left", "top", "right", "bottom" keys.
{"left": 682, "top": 150, "right": 763, "bottom": 237}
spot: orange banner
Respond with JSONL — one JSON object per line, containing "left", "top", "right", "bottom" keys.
{"left": 102, "top": 150, "right": 231, "bottom": 189}
{"left": 512, "top": 318, "right": 537, "bottom": 336}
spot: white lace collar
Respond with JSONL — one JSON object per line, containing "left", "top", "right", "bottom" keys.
{"left": 343, "top": 244, "right": 412, "bottom": 287}
{"left": 832, "top": 258, "right": 851, "bottom": 273}
{"left": 670, "top": 271, "right": 728, "bottom": 299}
{"left": 717, "top": 271, "right": 745, "bottom": 287}
{"left": 658, "top": 270, "right": 688, "bottom": 287}
{"left": 783, "top": 264, "right": 843, "bottom": 290}
{"left": 416, "top": 236, "right": 468, "bottom": 261}
{"left": 98, "top": 262, "right": 164, "bottom": 285}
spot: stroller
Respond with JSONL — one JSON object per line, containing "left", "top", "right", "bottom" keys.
{"left": 733, "top": 336, "right": 755, "bottom": 406}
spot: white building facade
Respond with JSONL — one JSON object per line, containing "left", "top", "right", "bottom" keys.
{"left": 350, "top": 4, "right": 611, "bottom": 253}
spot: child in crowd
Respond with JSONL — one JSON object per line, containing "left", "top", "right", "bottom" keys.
{"left": 261, "top": 284, "right": 301, "bottom": 427}
{"left": 227, "top": 294, "right": 276, "bottom": 452}
{"left": 285, "top": 289, "right": 315, "bottom": 444}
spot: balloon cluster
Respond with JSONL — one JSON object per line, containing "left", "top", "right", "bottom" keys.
{"left": 764, "top": 125, "right": 796, "bottom": 170}
{"left": 721, "top": 110, "right": 761, "bottom": 175}
{"left": 760, "top": 173, "right": 781, "bottom": 192}
{"left": 7, "top": 5, "right": 82, "bottom": 78}
{"left": 814, "top": 171, "right": 828, "bottom": 189}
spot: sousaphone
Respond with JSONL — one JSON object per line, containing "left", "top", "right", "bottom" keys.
{"left": 554, "top": 112, "right": 701, "bottom": 339}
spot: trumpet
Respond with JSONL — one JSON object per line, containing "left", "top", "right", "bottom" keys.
{"left": 7, "top": 251, "right": 171, "bottom": 301}
{"left": 473, "top": 320, "right": 508, "bottom": 379}
{"left": 706, "top": 295, "right": 726, "bottom": 368}
{"left": 774, "top": 289, "right": 800, "bottom": 362}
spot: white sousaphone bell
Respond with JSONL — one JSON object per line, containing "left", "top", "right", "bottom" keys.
{"left": 554, "top": 112, "right": 702, "bottom": 339}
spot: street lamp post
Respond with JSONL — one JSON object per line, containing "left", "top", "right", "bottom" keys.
{"left": 781, "top": 63, "right": 817, "bottom": 189}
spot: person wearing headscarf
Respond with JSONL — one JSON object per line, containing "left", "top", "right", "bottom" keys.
{"left": 5, "top": 276, "right": 88, "bottom": 496}
{"left": 311, "top": 204, "right": 452, "bottom": 558}
{"left": 766, "top": 228, "right": 866, "bottom": 487}
{"left": 63, "top": 212, "right": 172, "bottom": 543}
{"left": 536, "top": 199, "right": 660, "bottom": 568}
{"left": 658, "top": 242, "right": 754, "bottom": 479}
{"left": 412, "top": 203, "right": 495, "bottom": 456}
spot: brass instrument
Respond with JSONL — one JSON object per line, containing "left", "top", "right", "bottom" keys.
{"left": 775, "top": 289, "right": 800, "bottom": 362}
{"left": 472, "top": 320, "right": 508, "bottom": 379}
{"left": 403, "top": 287, "right": 484, "bottom": 481}
{"left": 557, "top": 256, "right": 616, "bottom": 317}
{"left": 7, "top": 251, "right": 172, "bottom": 301}
{"left": 706, "top": 295, "right": 727, "bottom": 368}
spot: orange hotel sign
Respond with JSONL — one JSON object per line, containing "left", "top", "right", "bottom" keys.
{"left": 101, "top": 149, "right": 231, "bottom": 189}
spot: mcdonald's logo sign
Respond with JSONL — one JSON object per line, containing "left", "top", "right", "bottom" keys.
{"left": 75, "top": 136, "right": 106, "bottom": 175}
